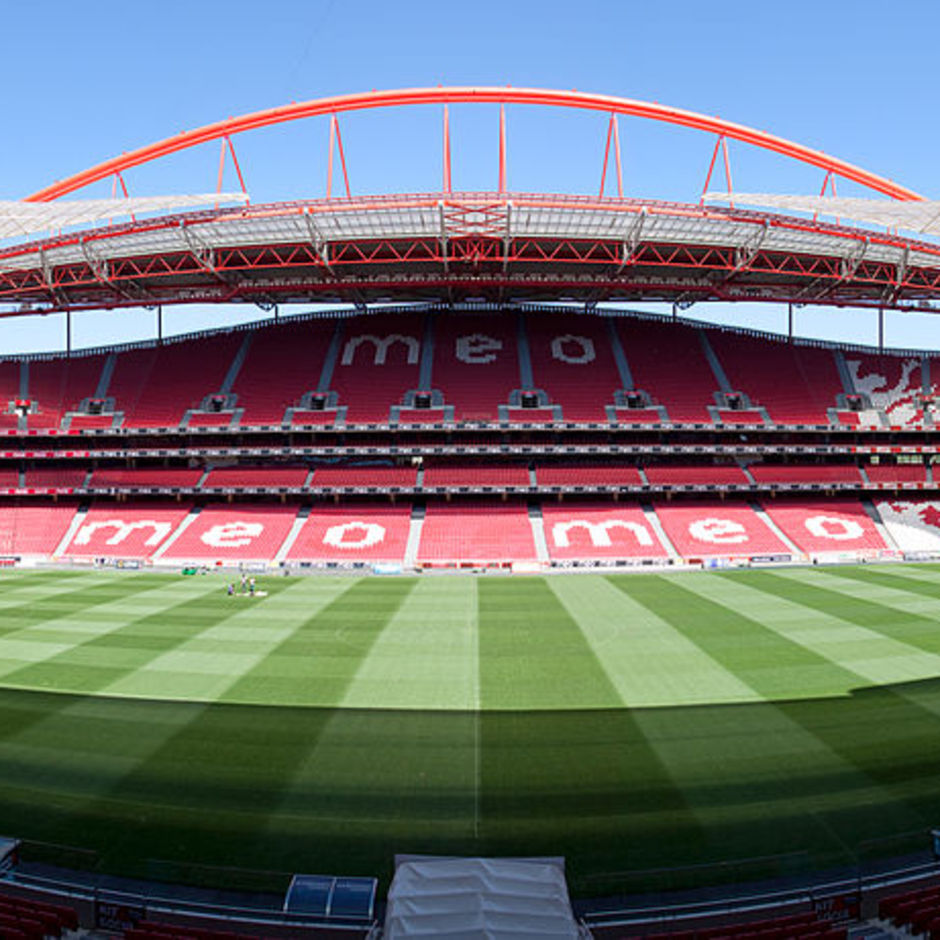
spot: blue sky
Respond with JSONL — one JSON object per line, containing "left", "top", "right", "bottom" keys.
{"left": 1, "top": 0, "right": 938, "bottom": 353}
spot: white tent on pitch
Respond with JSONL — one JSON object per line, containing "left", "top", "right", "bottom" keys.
{"left": 383, "top": 856, "right": 584, "bottom": 939}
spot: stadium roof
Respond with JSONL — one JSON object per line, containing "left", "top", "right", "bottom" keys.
{"left": 3, "top": 86, "right": 937, "bottom": 316}
{"left": 706, "top": 193, "right": 940, "bottom": 236}
{"left": 1, "top": 193, "right": 939, "bottom": 315}
{"left": 0, "top": 194, "right": 248, "bottom": 240}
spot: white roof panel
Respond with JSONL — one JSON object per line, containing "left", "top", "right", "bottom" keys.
{"left": 0, "top": 194, "right": 248, "bottom": 241}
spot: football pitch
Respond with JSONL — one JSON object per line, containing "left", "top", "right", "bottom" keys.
{"left": 4, "top": 565, "right": 940, "bottom": 895}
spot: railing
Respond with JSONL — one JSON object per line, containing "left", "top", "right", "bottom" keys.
{"left": 10, "top": 839, "right": 374, "bottom": 934}
{"left": 581, "top": 830, "right": 940, "bottom": 930}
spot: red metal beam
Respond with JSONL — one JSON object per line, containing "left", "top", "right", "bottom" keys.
{"left": 5, "top": 234, "right": 940, "bottom": 302}
{"left": 116, "top": 172, "right": 136, "bottom": 223}
{"left": 327, "top": 117, "right": 336, "bottom": 198}
{"left": 700, "top": 136, "right": 723, "bottom": 206}
{"left": 599, "top": 114, "right": 614, "bottom": 198}
{"left": 721, "top": 137, "right": 734, "bottom": 209}
{"left": 442, "top": 106, "right": 452, "bottom": 194}
{"left": 25, "top": 87, "right": 923, "bottom": 202}
{"left": 498, "top": 105, "right": 507, "bottom": 195}
{"left": 612, "top": 115, "right": 623, "bottom": 199}
{"left": 214, "top": 138, "right": 227, "bottom": 210}
{"left": 335, "top": 118, "right": 351, "bottom": 199}
{"left": 226, "top": 135, "right": 248, "bottom": 202}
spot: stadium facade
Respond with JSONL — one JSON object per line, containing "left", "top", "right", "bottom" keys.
{"left": 1, "top": 87, "right": 939, "bottom": 571}
{"left": 1, "top": 88, "right": 940, "bottom": 938}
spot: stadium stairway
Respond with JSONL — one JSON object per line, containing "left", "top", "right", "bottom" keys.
{"left": 607, "top": 315, "right": 635, "bottom": 390}
{"left": 516, "top": 310, "right": 535, "bottom": 390}
{"left": 863, "top": 499, "right": 901, "bottom": 552}
{"left": 17, "top": 362, "right": 28, "bottom": 432}
{"left": 52, "top": 505, "right": 87, "bottom": 556}
{"left": 750, "top": 500, "right": 801, "bottom": 555}
{"left": 151, "top": 506, "right": 202, "bottom": 560}
{"left": 833, "top": 347, "right": 855, "bottom": 398}
{"left": 418, "top": 313, "right": 434, "bottom": 389}
{"left": 274, "top": 506, "right": 311, "bottom": 563}
{"left": 317, "top": 320, "right": 344, "bottom": 394}
{"left": 403, "top": 504, "right": 425, "bottom": 568}
{"left": 527, "top": 502, "right": 550, "bottom": 563}
{"left": 95, "top": 351, "right": 117, "bottom": 400}
{"left": 698, "top": 327, "right": 732, "bottom": 396}
{"left": 643, "top": 503, "right": 680, "bottom": 560}
{"left": 219, "top": 332, "right": 252, "bottom": 396}
{"left": 737, "top": 459, "right": 757, "bottom": 486}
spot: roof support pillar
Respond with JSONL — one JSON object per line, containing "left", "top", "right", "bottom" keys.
{"left": 498, "top": 105, "right": 507, "bottom": 195}
{"left": 599, "top": 113, "right": 624, "bottom": 198}
{"left": 442, "top": 106, "right": 452, "bottom": 194}
{"left": 700, "top": 135, "right": 722, "bottom": 205}
{"left": 721, "top": 137, "right": 734, "bottom": 208}
{"left": 225, "top": 135, "right": 249, "bottom": 203}
{"left": 326, "top": 116, "right": 351, "bottom": 199}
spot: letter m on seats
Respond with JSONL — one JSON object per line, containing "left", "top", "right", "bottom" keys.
{"left": 341, "top": 335, "right": 420, "bottom": 365}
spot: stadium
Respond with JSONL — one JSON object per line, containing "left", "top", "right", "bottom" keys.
{"left": 3, "top": 84, "right": 940, "bottom": 938}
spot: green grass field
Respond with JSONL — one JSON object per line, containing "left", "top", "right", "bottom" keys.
{"left": 4, "top": 565, "right": 940, "bottom": 895}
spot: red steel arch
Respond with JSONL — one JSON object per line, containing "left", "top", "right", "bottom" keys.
{"left": 26, "top": 86, "right": 921, "bottom": 203}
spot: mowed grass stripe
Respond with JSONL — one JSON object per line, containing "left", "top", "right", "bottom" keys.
{"left": 612, "top": 574, "right": 932, "bottom": 849}
{"left": 70, "top": 579, "right": 418, "bottom": 868}
{"left": 612, "top": 573, "right": 851, "bottom": 699}
{"left": 868, "top": 563, "right": 940, "bottom": 583}
{"left": 547, "top": 575, "right": 758, "bottom": 707}
{"left": 728, "top": 569, "right": 940, "bottom": 658}
{"left": 682, "top": 572, "right": 940, "bottom": 691}
{"left": 0, "top": 570, "right": 90, "bottom": 600}
{"left": 0, "top": 582, "right": 353, "bottom": 856}
{"left": 1, "top": 570, "right": 940, "bottom": 887}
{"left": 0, "top": 573, "right": 172, "bottom": 642}
{"left": 478, "top": 578, "right": 622, "bottom": 710}
{"left": 0, "top": 572, "right": 113, "bottom": 630}
{"left": 0, "top": 578, "right": 235, "bottom": 670}
{"left": 477, "top": 578, "right": 705, "bottom": 863}
{"left": 815, "top": 564, "right": 940, "bottom": 608}
{"left": 570, "top": 573, "right": 921, "bottom": 858}
{"left": 0, "top": 578, "right": 293, "bottom": 694}
{"left": 106, "top": 577, "right": 356, "bottom": 702}
{"left": 221, "top": 577, "right": 417, "bottom": 706}
{"left": 706, "top": 571, "right": 940, "bottom": 826}
{"left": 341, "top": 577, "right": 478, "bottom": 710}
